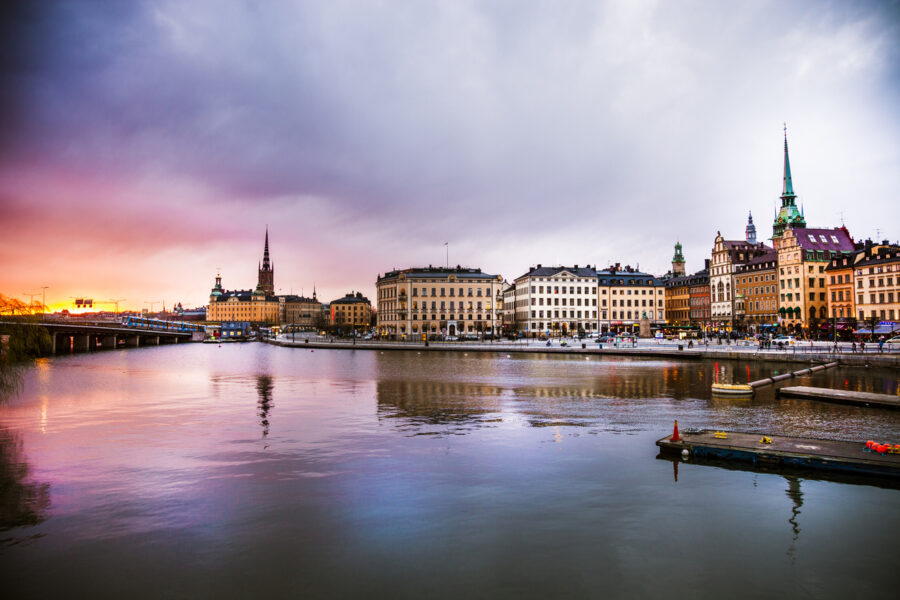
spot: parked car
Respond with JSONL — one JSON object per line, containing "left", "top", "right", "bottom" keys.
{"left": 885, "top": 336, "right": 900, "bottom": 345}
{"left": 772, "top": 335, "right": 797, "bottom": 344}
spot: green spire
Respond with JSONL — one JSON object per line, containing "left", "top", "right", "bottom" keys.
{"left": 773, "top": 124, "right": 806, "bottom": 238}
{"left": 782, "top": 125, "right": 796, "bottom": 203}
{"left": 672, "top": 241, "right": 685, "bottom": 263}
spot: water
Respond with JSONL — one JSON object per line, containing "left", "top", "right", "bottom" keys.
{"left": 2, "top": 344, "right": 899, "bottom": 598}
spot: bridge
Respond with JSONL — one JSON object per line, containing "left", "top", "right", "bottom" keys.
{"left": 1, "top": 321, "right": 202, "bottom": 355}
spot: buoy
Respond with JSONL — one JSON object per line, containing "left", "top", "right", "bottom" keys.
{"left": 866, "top": 440, "right": 875, "bottom": 449}
{"left": 671, "top": 420, "right": 680, "bottom": 442}
{"left": 876, "top": 444, "right": 887, "bottom": 454}
{"left": 681, "top": 448, "right": 689, "bottom": 458}
{"left": 507, "top": 354, "right": 511, "bottom": 358}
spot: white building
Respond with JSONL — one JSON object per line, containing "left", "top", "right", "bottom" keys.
{"left": 512, "top": 265, "right": 600, "bottom": 336}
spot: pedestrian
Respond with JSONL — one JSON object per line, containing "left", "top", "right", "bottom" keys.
{"left": 860, "top": 340, "right": 866, "bottom": 353}
{"left": 879, "top": 338, "right": 884, "bottom": 353}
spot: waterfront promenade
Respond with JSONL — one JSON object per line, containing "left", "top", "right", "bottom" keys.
{"left": 265, "top": 335, "right": 900, "bottom": 367}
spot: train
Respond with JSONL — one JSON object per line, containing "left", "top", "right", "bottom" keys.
{"left": 120, "top": 315, "right": 206, "bottom": 333}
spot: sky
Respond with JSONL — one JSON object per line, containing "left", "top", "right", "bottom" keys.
{"left": 2, "top": 0, "right": 899, "bottom": 312}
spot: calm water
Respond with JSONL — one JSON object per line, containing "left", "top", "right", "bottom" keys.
{"left": 2, "top": 344, "right": 899, "bottom": 598}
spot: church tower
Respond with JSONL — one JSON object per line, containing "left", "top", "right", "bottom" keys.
{"left": 672, "top": 241, "right": 686, "bottom": 276}
{"left": 772, "top": 126, "right": 806, "bottom": 239}
{"left": 745, "top": 212, "right": 757, "bottom": 244}
{"left": 257, "top": 228, "right": 275, "bottom": 297}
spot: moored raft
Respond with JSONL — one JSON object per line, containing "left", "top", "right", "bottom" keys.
{"left": 657, "top": 429, "right": 900, "bottom": 478}
{"left": 710, "top": 383, "right": 754, "bottom": 396}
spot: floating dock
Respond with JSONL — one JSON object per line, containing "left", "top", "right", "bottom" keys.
{"left": 657, "top": 430, "right": 900, "bottom": 478}
{"left": 777, "top": 386, "right": 900, "bottom": 410}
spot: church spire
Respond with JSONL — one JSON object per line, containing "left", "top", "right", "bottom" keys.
{"left": 781, "top": 124, "right": 796, "bottom": 204}
{"left": 262, "top": 226, "right": 271, "bottom": 270}
{"left": 746, "top": 211, "right": 757, "bottom": 244}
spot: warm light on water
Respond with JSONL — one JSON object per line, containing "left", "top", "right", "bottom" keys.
{"left": 1, "top": 344, "right": 898, "bottom": 598}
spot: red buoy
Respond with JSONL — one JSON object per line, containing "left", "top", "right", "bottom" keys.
{"left": 866, "top": 440, "right": 875, "bottom": 449}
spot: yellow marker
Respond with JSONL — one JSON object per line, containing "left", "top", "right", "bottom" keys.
{"left": 759, "top": 436, "right": 773, "bottom": 444}
{"left": 713, "top": 431, "right": 728, "bottom": 439}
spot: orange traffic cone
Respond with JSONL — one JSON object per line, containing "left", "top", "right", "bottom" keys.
{"left": 671, "top": 420, "right": 681, "bottom": 442}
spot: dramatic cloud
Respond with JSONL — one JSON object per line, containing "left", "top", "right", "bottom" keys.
{"left": 1, "top": 0, "right": 899, "bottom": 309}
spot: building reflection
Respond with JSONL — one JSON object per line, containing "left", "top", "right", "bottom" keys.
{"left": 376, "top": 380, "right": 503, "bottom": 432}
{"left": 0, "top": 427, "right": 50, "bottom": 531}
{"left": 785, "top": 476, "right": 803, "bottom": 561}
{"left": 256, "top": 375, "right": 274, "bottom": 439}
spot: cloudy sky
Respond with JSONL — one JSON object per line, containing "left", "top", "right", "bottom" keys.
{"left": 2, "top": 0, "right": 899, "bottom": 311}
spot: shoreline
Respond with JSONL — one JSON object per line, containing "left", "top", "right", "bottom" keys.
{"left": 263, "top": 336, "right": 900, "bottom": 367}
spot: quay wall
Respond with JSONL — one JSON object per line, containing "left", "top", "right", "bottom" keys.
{"left": 263, "top": 337, "right": 900, "bottom": 368}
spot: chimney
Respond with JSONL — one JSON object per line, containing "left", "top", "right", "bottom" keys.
{"left": 704, "top": 258, "right": 711, "bottom": 270}
{"left": 537, "top": 264, "right": 542, "bottom": 268}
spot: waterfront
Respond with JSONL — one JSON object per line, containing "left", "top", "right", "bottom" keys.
{"left": 2, "top": 344, "right": 899, "bottom": 598}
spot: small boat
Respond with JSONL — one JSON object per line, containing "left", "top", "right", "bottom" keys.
{"left": 711, "top": 383, "right": 754, "bottom": 396}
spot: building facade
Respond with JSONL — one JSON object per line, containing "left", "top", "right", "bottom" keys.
{"left": 774, "top": 227, "right": 854, "bottom": 331}
{"left": 598, "top": 265, "right": 666, "bottom": 333}
{"left": 710, "top": 226, "right": 771, "bottom": 331}
{"left": 376, "top": 267, "right": 503, "bottom": 339}
{"left": 852, "top": 242, "right": 900, "bottom": 324}
{"left": 733, "top": 250, "right": 778, "bottom": 329}
{"left": 825, "top": 253, "right": 856, "bottom": 321}
{"left": 512, "top": 265, "right": 599, "bottom": 336}
{"left": 664, "top": 275, "right": 691, "bottom": 326}
{"left": 687, "top": 267, "right": 711, "bottom": 328}
{"left": 330, "top": 292, "right": 372, "bottom": 330}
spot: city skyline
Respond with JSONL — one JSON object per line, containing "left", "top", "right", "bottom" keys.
{"left": 2, "top": 1, "right": 900, "bottom": 311}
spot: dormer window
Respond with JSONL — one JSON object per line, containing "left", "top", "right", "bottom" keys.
{"left": 830, "top": 235, "right": 839, "bottom": 244}
{"left": 819, "top": 234, "right": 827, "bottom": 243}
{"left": 807, "top": 234, "right": 816, "bottom": 243}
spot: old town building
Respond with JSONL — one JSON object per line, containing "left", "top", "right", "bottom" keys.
{"left": 376, "top": 266, "right": 503, "bottom": 339}
{"left": 664, "top": 275, "right": 691, "bottom": 326}
{"left": 501, "top": 282, "right": 517, "bottom": 334}
{"left": 513, "top": 265, "right": 600, "bottom": 336}
{"left": 598, "top": 265, "right": 666, "bottom": 333}
{"left": 734, "top": 250, "right": 778, "bottom": 330}
{"left": 687, "top": 265, "right": 711, "bottom": 328}
{"left": 330, "top": 292, "right": 372, "bottom": 330}
{"left": 852, "top": 241, "right": 900, "bottom": 325}
{"left": 774, "top": 226, "right": 855, "bottom": 331}
{"left": 206, "top": 229, "right": 323, "bottom": 326}
{"left": 710, "top": 220, "right": 771, "bottom": 331}
{"left": 825, "top": 252, "right": 856, "bottom": 321}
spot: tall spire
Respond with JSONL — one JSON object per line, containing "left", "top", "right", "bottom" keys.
{"left": 746, "top": 211, "right": 757, "bottom": 244}
{"left": 773, "top": 124, "right": 805, "bottom": 238}
{"left": 262, "top": 226, "right": 271, "bottom": 270}
{"left": 782, "top": 124, "right": 796, "bottom": 204}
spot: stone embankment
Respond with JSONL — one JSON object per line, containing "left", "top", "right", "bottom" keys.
{"left": 263, "top": 336, "right": 900, "bottom": 368}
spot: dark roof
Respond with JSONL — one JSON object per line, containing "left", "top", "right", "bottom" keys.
{"left": 853, "top": 244, "right": 900, "bottom": 267}
{"left": 736, "top": 250, "right": 778, "bottom": 272}
{"left": 517, "top": 265, "right": 598, "bottom": 278}
{"left": 789, "top": 227, "right": 854, "bottom": 252}
{"left": 665, "top": 268, "right": 709, "bottom": 288}
{"left": 213, "top": 290, "right": 255, "bottom": 302}
{"left": 378, "top": 266, "right": 499, "bottom": 281}
{"left": 278, "top": 294, "right": 319, "bottom": 303}
{"left": 331, "top": 292, "right": 371, "bottom": 305}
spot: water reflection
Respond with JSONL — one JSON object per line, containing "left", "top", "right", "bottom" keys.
{"left": 0, "top": 427, "right": 50, "bottom": 536}
{"left": 376, "top": 380, "right": 503, "bottom": 435}
{"left": 785, "top": 476, "right": 803, "bottom": 561}
{"left": 256, "top": 375, "right": 274, "bottom": 439}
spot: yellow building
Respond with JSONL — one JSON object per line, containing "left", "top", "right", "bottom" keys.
{"left": 206, "top": 230, "right": 324, "bottom": 326}
{"left": 330, "top": 292, "right": 372, "bottom": 330}
{"left": 206, "top": 274, "right": 280, "bottom": 324}
{"left": 376, "top": 266, "right": 503, "bottom": 339}
{"left": 774, "top": 227, "right": 854, "bottom": 333}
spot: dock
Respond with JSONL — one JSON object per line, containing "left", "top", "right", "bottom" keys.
{"left": 777, "top": 386, "right": 900, "bottom": 410}
{"left": 657, "top": 430, "right": 900, "bottom": 478}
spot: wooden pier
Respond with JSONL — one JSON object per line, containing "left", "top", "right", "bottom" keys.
{"left": 777, "top": 386, "right": 900, "bottom": 410}
{"left": 657, "top": 430, "right": 900, "bottom": 478}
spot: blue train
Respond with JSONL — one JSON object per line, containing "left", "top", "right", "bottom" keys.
{"left": 120, "top": 315, "right": 205, "bottom": 332}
